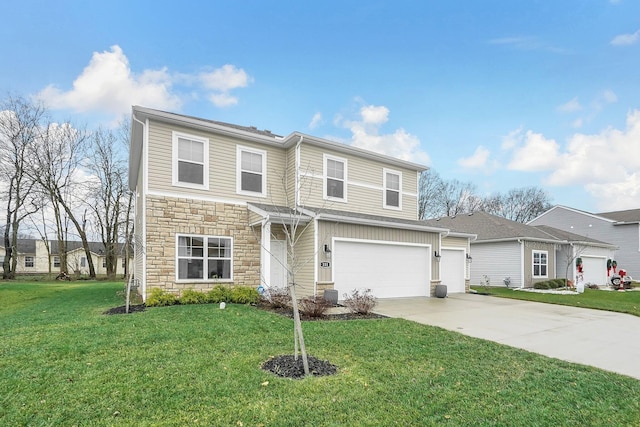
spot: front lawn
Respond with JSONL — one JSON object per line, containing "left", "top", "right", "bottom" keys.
{"left": 471, "top": 286, "right": 640, "bottom": 317}
{"left": 1, "top": 281, "right": 639, "bottom": 426}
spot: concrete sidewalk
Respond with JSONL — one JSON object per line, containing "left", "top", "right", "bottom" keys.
{"left": 374, "top": 293, "right": 640, "bottom": 380}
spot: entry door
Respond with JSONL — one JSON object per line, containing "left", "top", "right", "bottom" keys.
{"left": 270, "top": 240, "right": 288, "bottom": 288}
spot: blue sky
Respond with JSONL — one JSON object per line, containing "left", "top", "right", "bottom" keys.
{"left": 2, "top": 0, "right": 639, "bottom": 213}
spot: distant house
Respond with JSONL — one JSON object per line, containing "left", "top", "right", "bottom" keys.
{"left": 0, "top": 239, "right": 131, "bottom": 276}
{"left": 128, "top": 106, "right": 476, "bottom": 300}
{"left": 528, "top": 206, "right": 640, "bottom": 279}
{"left": 424, "top": 212, "right": 616, "bottom": 288}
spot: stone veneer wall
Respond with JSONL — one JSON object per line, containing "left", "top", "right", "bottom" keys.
{"left": 145, "top": 195, "right": 261, "bottom": 296}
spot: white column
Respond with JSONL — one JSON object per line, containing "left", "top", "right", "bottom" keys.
{"left": 261, "top": 220, "right": 271, "bottom": 288}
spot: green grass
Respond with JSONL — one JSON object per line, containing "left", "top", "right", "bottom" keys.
{"left": 1, "top": 281, "right": 639, "bottom": 426}
{"left": 472, "top": 286, "right": 640, "bottom": 317}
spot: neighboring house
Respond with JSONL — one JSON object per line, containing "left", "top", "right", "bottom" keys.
{"left": 129, "top": 106, "right": 475, "bottom": 300}
{"left": 0, "top": 239, "right": 131, "bottom": 276}
{"left": 528, "top": 206, "right": 640, "bottom": 279}
{"left": 424, "top": 212, "right": 616, "bottom": 288}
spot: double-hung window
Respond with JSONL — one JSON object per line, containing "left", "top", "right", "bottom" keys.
{"left": 532, "top": 250, "right": 548, "bottom": 278}
{"left": 384, "top": 169, "right": 402, "bottom": 209}
{"left": 324, "top": 155, "right": 347, "bottom": 201}
{"left": 25, "top": 256, "right": 34, "bottom": 268}
{"left": 80, "top": 257, "right": 86, "bottom": 268}
{"left": 53, "top": 256, "right": 60, "bottom": 268}
{"left": 172, "top": 132, "right": 209, "bottom": 189}
{"left": 177, "top": 235, "right": 233, "bottom": 281}
{"left": 237, "top": 146, "right": 266, "bottom": 196}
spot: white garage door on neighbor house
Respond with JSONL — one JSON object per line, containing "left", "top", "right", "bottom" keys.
{"left": 332, "top": 239, "right": 431, "bottom": 298}
{"left": 440, "top": 249, "right": 466, "bottom": 293}
{"left": 580, "top": 256, "right": 607, "bottom": 286}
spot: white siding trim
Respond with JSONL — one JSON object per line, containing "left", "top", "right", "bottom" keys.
{"left": 148, "top": 189, "right": 248, "bottom": 206}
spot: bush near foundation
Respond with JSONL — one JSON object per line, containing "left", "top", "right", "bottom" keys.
{"left": 298, "top": 297, "right": 332, "bottom": 318}
{"left": 343, "top": 288, "right": 377, "bottom": 315}
{"left": 146, "top": 288, "right": 178, "bottom": 306}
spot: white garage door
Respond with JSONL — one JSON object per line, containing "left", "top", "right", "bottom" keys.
{"left": 333, "top": 240, "right": 431, "bottom": 298}
{"left": 441, "top": 249, "right": 466, "bottom": 293}
{"left": 581, "top": 256, "right": 607, "bottom": 286}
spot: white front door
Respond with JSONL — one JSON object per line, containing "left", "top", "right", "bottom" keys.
{"left": 270, "top": 240, "right": 288, "bottom": 288}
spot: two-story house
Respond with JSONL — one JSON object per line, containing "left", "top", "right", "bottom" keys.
{"left": 129, "top": 106, "right": 473, "bottom": 301}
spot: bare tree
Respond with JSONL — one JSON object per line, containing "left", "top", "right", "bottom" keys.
{"left": 85, "top": 126, "right": 129, "bottom": 280}
{"left": 418, "top": 169, "right": 444, "bottom": 219}
{"left": 28, "top": 121, "right": 97, "bottom": 278}
{"left": 482, "top": 187, "right": 552, "bottom": 223}
{"left": 0, "top": 96, "right": 46, "bottom": 279}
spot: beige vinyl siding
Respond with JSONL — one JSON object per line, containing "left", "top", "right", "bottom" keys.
{"left": 146, "top": 120, "right": 288, "bottom": 204}
{"left": 297, "top": 144, "right": 419, "bottom": 220}
{"left": 524, "top": 241, "right": 556, "bottom": 287}
{"left": 316, "top": 221, "right": 439, "bottom": 283}
{"left": 288, "top": 220, "right": 316, "bottom": 297}
{"left": 442, "top": 236, "right": 469, "bottom": 249}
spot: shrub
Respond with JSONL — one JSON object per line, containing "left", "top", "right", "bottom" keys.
{"left": 298, "top": 297, "right": 332, "bottom": 318}
{"left": 207, "top": 285, "right": 232, "bottom": 303}
{"left": 180, "top": 289, "right": 208, "bottom": 305}
{"left": 587, "top": 284, "right": 600, "bottom": 289}
{"left": 230, "top": 286, "right": 260, "bottom": 304}
{"left": 262, "top": 287, "right": 291, "bottom": 309}
{"left": 343, "top": 288, "right": 377, "bottom": 315}
{"left": 533, "top": 282, "right": 550, "bottom": 290}
{"left": 146, "top": 288, "right": 177, "bottom": 307}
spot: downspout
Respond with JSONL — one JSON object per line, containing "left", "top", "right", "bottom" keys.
{"left": 132, "top": 114, "right": 148, "bottom": 301}
{"left": 295, "top": 135, "right": 303, "bottom": 207}
{"left": 518, "top": 239, "right": 525, "bottom": 288}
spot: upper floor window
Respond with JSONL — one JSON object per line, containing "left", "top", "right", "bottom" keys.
{"left": 25, "top": 256, "right": 34, "bottom": 268}
{"left": 324, "top": 155, "right": 347, "bottom": 201}
{"left": 236, "top": 146, "right": 267, "bottom": 197}
{"left": 177, "top": 235, "right": 233, "bottom": 281}
{"left": 384, "top": 169, "right": 402, "bottom": 209}
{"left": 53, "top": 256, "right": 60, "bottom": 268}
{"left": 102, "top": 259, "right": 107, "bottom": 268}
{"left": 532, "top": 250, "right": 548, "bottom": 278}
{"left": 172, "top": 131, "right": 209, "bottom": 189}
{"left": 80, "top": 257, "right": 87, "bottom": 268}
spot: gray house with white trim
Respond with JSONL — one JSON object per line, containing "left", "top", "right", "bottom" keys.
{"left": 425, "top": 211, "right": 615, "bottom": 288}
{"left": 528, "top": 206, "right": 639, "bottom": 279}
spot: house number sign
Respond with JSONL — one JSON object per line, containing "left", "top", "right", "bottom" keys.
{"left": 320, "top": 262, "right": 330, "bottom": 267}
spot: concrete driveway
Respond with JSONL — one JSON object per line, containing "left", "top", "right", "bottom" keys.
{"left": 374, "top": 293, "right": 640, "bottom": 380}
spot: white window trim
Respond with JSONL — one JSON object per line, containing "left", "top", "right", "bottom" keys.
{"left": 236, "top": 145, "right": 267, "bottom": 197}
{"left": 25, "top": 256, "right": 34, "bottom": 268}
{"left": 383, "top": 168, "right": 402, "bottom": 210}
{"left": 175, "top": 234, "right": 234, "bottom": 282}
{"left": 323, "top": 154, "right": 348, "bottom": 202}
{"left": 172, "top": 131, "right": 210, "bottom": 190}
{"left": 532, "top": 250, "right": 549, "bottom": 278}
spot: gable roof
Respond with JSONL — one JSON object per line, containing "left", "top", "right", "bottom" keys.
{"left": 596, "top": 208, "right": 640, "bottom": 224}
{"left": 424, "top": 211, "right": 564, "bottom": 243}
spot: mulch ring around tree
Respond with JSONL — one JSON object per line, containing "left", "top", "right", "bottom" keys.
{"left": 103, "top": 304, "right": 146, "bottom": 315}
{"left": 262, "top": 354, "right": 338, "bottom": 379}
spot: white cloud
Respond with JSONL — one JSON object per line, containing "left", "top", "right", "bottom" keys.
{"left": 35, "top": 45, "right": 252, "bottom": 118}
{"left": 572, "top": 118, "right": 583, "bottom": 128}
{"left": 506, "top": 130, "right": 562, "bottom": 171}
{"left": 610, "top": 29, "right": 640, "bottom": 46}
{"left": 546, "top": 110, "right": 640, "bottom": 187}
{"left": 557, "top": 97, "right": 582, "bottom": 113}
{"left": 309, "top": 112, "right": 323, "bottom": 129}
{"left": 343, "top": 104, "right": 431, "bottom": 166}
{"left": 501, "top": 126, "right": 523, "bottom": 150}
{"left": 458, "top": 146, "right": 491, "bottom": 170}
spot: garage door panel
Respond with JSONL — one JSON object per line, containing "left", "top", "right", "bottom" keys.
{"left": 441, "top": 249, "right": 465, "bottom": 293}
{"left": 581, "top": 257, "right": 606, "bottom": 286}
{"left": 334, "top": 240, "right": 430, "bottom": 298}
